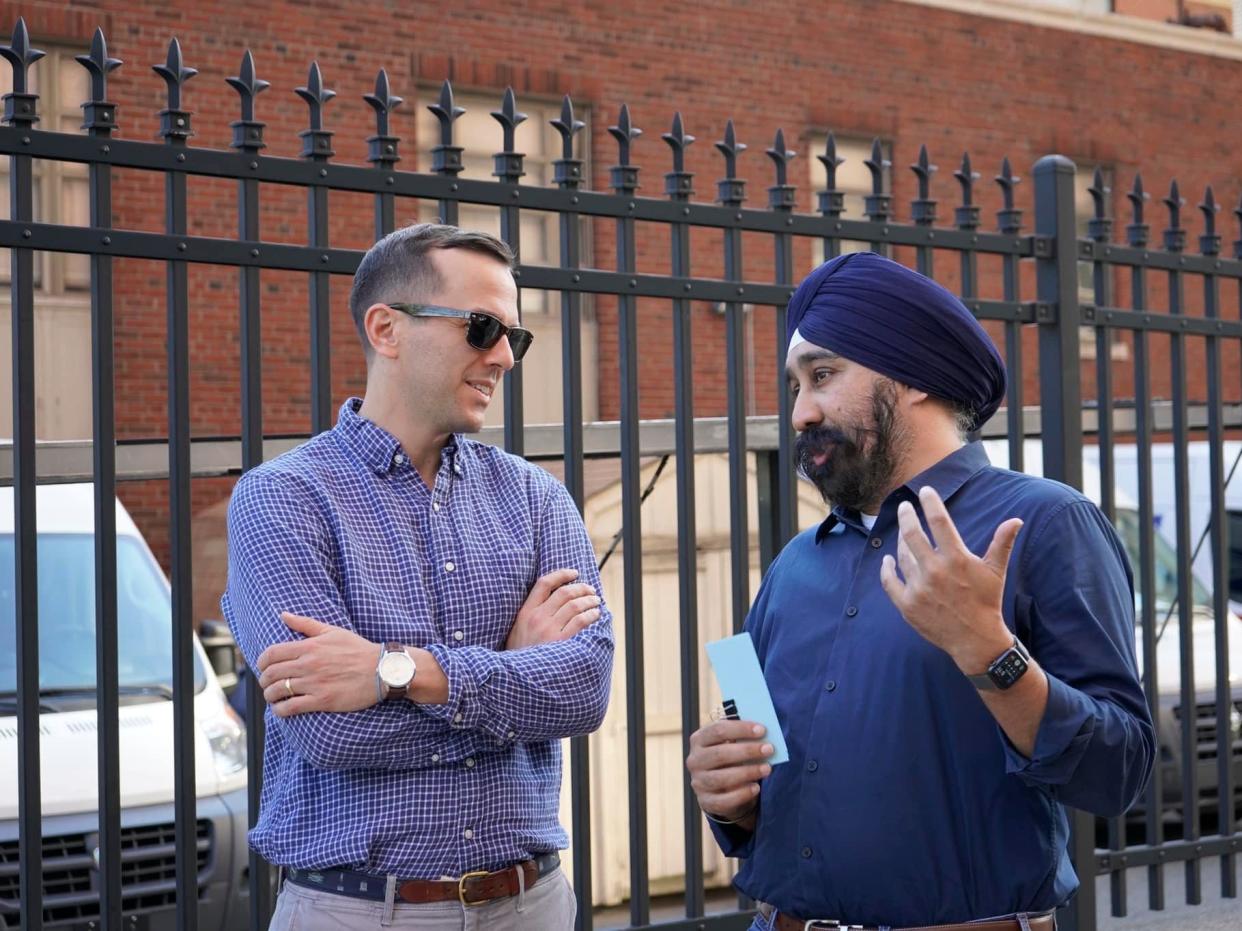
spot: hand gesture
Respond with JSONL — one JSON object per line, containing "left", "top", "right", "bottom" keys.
{"left": 879, "top": 485, "right": 1022, "bottom": 674}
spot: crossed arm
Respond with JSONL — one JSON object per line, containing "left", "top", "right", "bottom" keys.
{"left": 222, "top": 470, "right": 615, "bottom": 771}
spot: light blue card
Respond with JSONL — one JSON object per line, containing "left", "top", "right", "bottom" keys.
{"left": 704, "top": 632, "right": 789, "bottom": 765}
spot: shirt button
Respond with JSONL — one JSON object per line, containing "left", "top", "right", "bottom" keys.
{"left": 431, "top": 753, "right": 441, "bottom": 763}
{"left": 801, "top": 846, "right": 813, "bottom": 859}
{"left": 453, "top": 712, "right": 463, "bottom": 724}
{"left": 453, "top": 630, "right": 464, "bottom": 642}
{"left": 465, "top": 757, "right": 475, "bottom": 768}
{"left": 454, "top": 464, "right": 463, "bottom": 476}
{"left": 433, "top": 503, "right": 441, "bottom": 512}
{"left": 870, "top": 537, "right": 882, "bottom": 548}
{"left": 807, "top": 759, "right": 819, "bottom": 772}
{"left": 463, "top": 828, "right": 474, "bottom": 840}
{"left": 825, "top": 680, "right": 837, "bottom": 692}
{"left": 507, "top": 731, "right": 516, "bottom": 740}
{"left": 444, "top": 561, "right": 456, "bottom": 573}
{"left": 845, "top": 605, "right": 858, "bottom": 617}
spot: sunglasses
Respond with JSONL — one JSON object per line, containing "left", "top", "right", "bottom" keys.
{"left": 386, "top": 303, "right": 534, "bottom": 362}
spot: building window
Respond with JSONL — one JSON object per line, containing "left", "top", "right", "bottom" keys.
{"left": 415, "top": 91, "right": 597, "bottom": 427}
{"left": 807, "top": 135, "right": 892, "bottom": 266}
{"left": 0, "top": 44, "right": 92, "bottom": 440}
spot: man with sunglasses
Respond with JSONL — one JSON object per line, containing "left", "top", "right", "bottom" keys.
{"left": 223, "top": 223, "right": 613, "bottom": 930}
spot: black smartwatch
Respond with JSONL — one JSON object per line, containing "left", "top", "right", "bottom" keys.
{"left": 967, "top": 637, "right": 1031, "bottom": 691}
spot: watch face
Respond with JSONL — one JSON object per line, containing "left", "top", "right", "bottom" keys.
{"left": 379, "top": 650, "right": 415, "bottom": 687}
{"left": 988, "top": 649, "right": 1029, "bottom": 689}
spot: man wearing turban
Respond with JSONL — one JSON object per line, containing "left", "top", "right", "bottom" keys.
{"left": 686, "top": 253, "right": 1153, "bottom": 931}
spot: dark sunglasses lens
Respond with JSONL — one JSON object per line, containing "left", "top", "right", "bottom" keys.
{"left": 507, "top": 328, "right": 534, "bottom": 361}
{"left": 466, "top": 313, "right": 506, "bottom": 351}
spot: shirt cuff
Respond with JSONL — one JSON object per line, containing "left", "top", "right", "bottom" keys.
{"left": 1002, "top": 671, "right": 1097, "bottom": 784}
{"left": 706, "top": 811, "right": 757, "bottom": 859}
{"left": 418, "top": 644, "right": 514, "bottom": 743}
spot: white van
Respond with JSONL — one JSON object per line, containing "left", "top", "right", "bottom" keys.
{"left": 985, "top": 441, "right": 1242, "bottom": 825}
{"left": 0, "top": 483, "right": 250, "bottom": 930}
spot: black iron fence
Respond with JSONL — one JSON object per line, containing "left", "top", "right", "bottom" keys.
{"left": 1, "top": 17, "right": 1239, "bottom": 931}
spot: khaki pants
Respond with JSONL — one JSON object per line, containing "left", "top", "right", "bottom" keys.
{"left": 267, "top": 867, "right": 576, "bottom": 931}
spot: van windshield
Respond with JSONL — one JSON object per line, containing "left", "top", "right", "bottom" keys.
{"left": 1113, "top": 509, "right": 1212, "bottom": 611}
{"left": 0, "top": 534, "right": 205, "bottom": 696}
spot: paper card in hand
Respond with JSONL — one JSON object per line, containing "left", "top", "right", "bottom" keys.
{"left": 704, "top": 632, "right": 789, "bottom": 765}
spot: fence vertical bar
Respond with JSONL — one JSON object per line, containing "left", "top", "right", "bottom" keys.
{"left": 910, "top": 144, "right": 936, "bottom": 279}
{"left": 227, "top": 48, "right": 273, "bottom": 929}
{"left": 1127, "top": 175, "right": 1164, "bottom": 912}
{"left": 1163, "top": 179, "right": 1202, "bottom": 907}
{"left": 717, "top": 120, "right": 750, "bottom": 634}
{"left": 996, "top": 159, "right": 1024, "bottom": 472}
{"left": 428, "top": 80, "right": 463, "bottom": 228}
{"left": 296, "top": 63, "right": 334, "bottom": 435}
{"left": 768, "top": 130, "right": 797, "bottom": 550}
{"left": 609, "top": 104, "right": 650, "bottom": 928}
{"left": 1202, "top": 188, "right": 1235, "bottom": 900}
{"left": 550, "top": 95, "right": 593, "bottom": 929}
{"left": 864, "top": 138, "right": 891, "bottom": 259}
{"left": 1034, "top": 155, "right": 1092, "bottom": 931}
{"left": 664, "top": 111, "right": 704, "bottom": 920}
{"left": 78, "top": 29, "right": 124, "bottom": 931}
{"left": 154, "top": 38, "right": 199, "bottom": 931}
{"left": 1086, "top": 168, "right": 1128, "bottom": 918}
{"left": 0, "top": 20, "right": 43, "bottom": 931}
{"left": 493, "top": 88, "right": 527, "bottom": 456}
{"left": 817, "top": 133, "right": 844, "bottom": 263}
{"left": 365, "top": 68, "right": 401, "bottom": 240}
{"left": 954, "top": 153, "right": 980, "bottom": 308}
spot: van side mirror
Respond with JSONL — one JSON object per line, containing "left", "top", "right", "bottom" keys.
{"left": 199, "top": 619, "right": 240, "bottom": 695}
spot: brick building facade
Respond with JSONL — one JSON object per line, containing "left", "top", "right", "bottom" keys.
{"left": 3, "top": 0, "right": 1242, "bottom": 613}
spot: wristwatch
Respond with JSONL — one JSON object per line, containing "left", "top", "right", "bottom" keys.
{"left": 376, "top": 642, "right": 416, "bottom": 701}
{"left": 967, "top": 637, "right": 1031, "bottom": 691}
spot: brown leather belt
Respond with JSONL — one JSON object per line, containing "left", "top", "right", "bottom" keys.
{"left": 769, "top": 910, "right": 1056, "bottom": 931}
{"left": 286, "top": 851, "right": 560, "bottom": 906}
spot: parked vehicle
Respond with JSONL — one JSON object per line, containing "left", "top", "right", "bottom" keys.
{"left": 0, "top": 484, "right": 250, "bottom": 930}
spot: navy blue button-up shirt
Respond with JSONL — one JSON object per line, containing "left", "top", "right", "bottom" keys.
{"left": 712, "top": 442, "right": 1154, "bottom": 926}
{"left": 223, "top": 399, "right": 613, "bottom": 877}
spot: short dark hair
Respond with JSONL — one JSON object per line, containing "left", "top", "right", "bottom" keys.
{"left": 348, "top": 223, "right": 515, "bottom": 351}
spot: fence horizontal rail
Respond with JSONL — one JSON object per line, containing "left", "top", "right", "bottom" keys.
{"left": 1096, "top": 834, "right": 1242, "bottom": 871}
{"left": 1081, "top": 305, "right": 1242, "bottom": 338}
{"left": 1080, "top": 239, "right": 1242, "bottom": 274}
{"left": 0, "top": 127, "right": 1037, "bottom": 250}
{"left": 4, "top": 402, "right": 1239, "bottom": 485}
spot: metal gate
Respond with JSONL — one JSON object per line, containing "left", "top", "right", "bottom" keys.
{"left": 1, "top": 17, "right": 1238, "bottom": 931}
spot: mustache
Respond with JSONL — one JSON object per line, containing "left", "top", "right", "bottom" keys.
{"left": 795, "top": 425, "right": 852, "bottom": 476}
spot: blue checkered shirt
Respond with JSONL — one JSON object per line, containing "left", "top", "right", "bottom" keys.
{"left": 222, "top": 398, "right": 614, "bottom": 877}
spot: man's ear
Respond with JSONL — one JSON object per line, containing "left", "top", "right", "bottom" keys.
{"left": 364, "top": 303, "right": 401, "bottom": 359}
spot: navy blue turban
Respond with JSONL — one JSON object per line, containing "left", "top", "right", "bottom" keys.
{"left": 785, "top": 252, "right": 1006, "bottom": 429}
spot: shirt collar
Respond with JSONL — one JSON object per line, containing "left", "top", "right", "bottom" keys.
{"left": 333, "top": 397, "right": 467, "bottom": 476}
{"left": 814, "top": 441, "right": 991, "bottom": 543}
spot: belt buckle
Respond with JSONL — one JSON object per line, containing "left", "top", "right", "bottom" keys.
{"left": 457, "top": 869, "right": 491, "bottom": 907}
{"left": 805, "top": 922, "right": 863, "bottom": 930}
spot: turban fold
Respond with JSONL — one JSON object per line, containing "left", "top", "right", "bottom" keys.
{"left": 786, "top": 252, "right": 1006, "bottom": 428}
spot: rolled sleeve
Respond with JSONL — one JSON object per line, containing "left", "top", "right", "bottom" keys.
{"left": 1006, "top": 500, "right": 1156, "bottom": 816}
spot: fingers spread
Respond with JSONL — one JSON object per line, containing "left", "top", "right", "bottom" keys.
{"left": 917, "top": 486, "right": 966, "bottom": 552}
{"left": 896, "top": 500, "right": 935, "bottom": 564}
{"left": 983, "top": 517, "right": 1024, "bottom": 576}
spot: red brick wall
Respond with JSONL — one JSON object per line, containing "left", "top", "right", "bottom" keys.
{"left": 4, "top": 0, "right": 1242, "bottom": 599}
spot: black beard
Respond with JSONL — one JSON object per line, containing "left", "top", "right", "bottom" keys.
{"left": 795, "top": 380, "right": 905, "bottom": 512}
